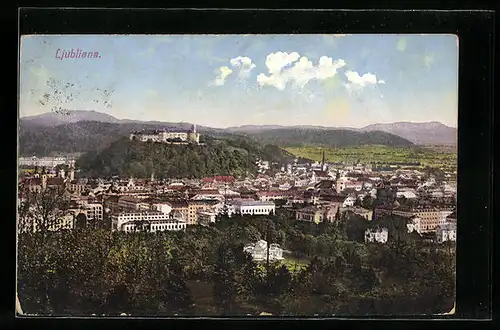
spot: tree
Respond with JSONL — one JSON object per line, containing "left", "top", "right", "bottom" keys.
{"left": 75, "top": 213, "right": 87, "bottom": 230}
{"left": 18, "top": 185, "right": 72, "bottom": 236}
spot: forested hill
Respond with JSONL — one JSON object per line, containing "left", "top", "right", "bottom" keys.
{"left": 76, "top": 136, "right": 297, "bottom": 179}
{"left": 237, "top": 128, "right": 414, "bottom": 148}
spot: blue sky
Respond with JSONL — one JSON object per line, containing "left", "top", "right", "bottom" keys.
{"left": 19, "top": 34, "right": 458, "bottom": 128}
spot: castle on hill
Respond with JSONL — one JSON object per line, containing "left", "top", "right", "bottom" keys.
{"left": 129, "top": 124, "right": 200, "bottom": 144}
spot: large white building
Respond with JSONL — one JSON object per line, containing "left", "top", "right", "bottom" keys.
{"left": 231, "top": 200, "right": 276, "bottom": 216}
{"left": 111, "top": 211, "right": 186, "bottom": 232}
{"left": 365, "top": 227, "right": 389, "bottom": 243}
{"left": 129, "top": 125, "right": 200, "bottom": 144}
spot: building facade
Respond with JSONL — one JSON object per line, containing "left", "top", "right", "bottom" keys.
{"left": 232, "top": 200, "right": 276, "bottom": 216}
{"left": 111, "top": 211, "right": 186, "bottom": 232}
{"left": 129, "top": 125, "right": 200, "bottom": 144}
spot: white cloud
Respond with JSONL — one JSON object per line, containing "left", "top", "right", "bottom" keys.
{"left": 257, "top": 51, "right": 346, "bottom": 90}
{"left": 229, "top": 56, "right": 256, "bottom": 78}
{"left": 212, "top": 66, "right": 233, "bottom": 86}
{"left": 345, "top": 70, "right": 385, "bottom": 88}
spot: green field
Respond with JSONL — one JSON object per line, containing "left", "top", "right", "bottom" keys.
{"left": 285, "top": 145, "right": 457, "bottom": 170}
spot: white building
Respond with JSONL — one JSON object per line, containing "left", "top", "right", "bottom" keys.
{"left": 365, "top": 227, "right": 389, "bottom": 243}
{"left": 406, "top": 216, "right": 422, "bottom": 234}
{"left": 86, "top": 203, "right": 104, "bottom": 221}
{"left": 232, "top": 200, "right": 276, "bottom": 216}
{"left": 197, "top": 211, "right": 217, "bottom": 226}
{"left": 343, "top": 196, "right": 357, "bottom": 207}
{"left": 151, "top": 202, "right": 172, "bottom": 215}
{"left": 243, "top": 240, "right": 284, "bottom": 261}
{"left": 111, "top": 211, "right": 186, "bottom": 232}
{"left": 436, "top": 223, "right": 457, "bottom": 243}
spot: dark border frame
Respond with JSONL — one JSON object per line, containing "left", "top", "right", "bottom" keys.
{"left": 8, "top": 6, "right": 494, "bottom": 327}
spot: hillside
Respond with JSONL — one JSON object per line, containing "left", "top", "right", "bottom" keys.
{"left": 235, "top": 128, "right": 414, "bottom": 148}
{"left": 76, "top": 136, "right": 296, "bottom": 179}
{"left": 18, "top": 120, "right": 230, "bottom": 157}
{"left": 360, "top": 122, "right": 457, "bottom": 146}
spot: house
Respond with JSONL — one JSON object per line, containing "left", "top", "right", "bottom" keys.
{"left": 295, "top": 204, "right": 338, "bottom": 224}
{"left": 406, "top": 216, "right": 423, "bottom": 234}
{"left": 243, "top": 240, "right": 283, "bottom": 261}
{"left": 436, "top": 223, "right": 456, "bottom": 243}
{"left": 187, "top": 200, "right": 220, "bottom": 225}
{"left": 169, "top": 200, "right": 189, "bottom": 220}
{"left": 197, "top": 211, "right": 217, "bottom": 226}
{"left": 365, "top": 228, "right": 389, "bottom": 243}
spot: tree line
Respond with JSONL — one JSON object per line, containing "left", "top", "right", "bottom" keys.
{"left": 17, "top": 210, "right": 455, "bottom": 316}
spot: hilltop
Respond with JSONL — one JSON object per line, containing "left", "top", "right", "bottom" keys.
{"left": 76, "top": 136, "right": 297, "bottom": 179}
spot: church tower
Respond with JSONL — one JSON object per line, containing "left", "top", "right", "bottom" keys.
{"left": 41, "top": 167, "right": 47, "bottom": 190}
{"left": 321, "top": 149, "right": 326, "bottom": 171}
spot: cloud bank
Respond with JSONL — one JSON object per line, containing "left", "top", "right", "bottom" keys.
{"left": 257, "top": 51, "right": 347, "bottom": 90}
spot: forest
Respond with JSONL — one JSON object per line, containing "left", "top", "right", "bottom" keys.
{"left": 17, "top": 209, "right": 456, "bottom": 316}
{"left": 75, "top": 136, "right": 296, "bottom": 179}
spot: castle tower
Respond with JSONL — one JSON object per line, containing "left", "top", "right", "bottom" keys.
{"left": 150, "top": 171, "right": 155, "bottom": 182}
{"left": 59, "top": 167, "right": 65, "bottom": 179}
{"left": 188, "top": 124, "right": 200, "bottom": 144}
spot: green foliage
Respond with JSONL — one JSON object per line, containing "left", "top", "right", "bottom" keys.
{"left": 242, "top": 129, "right": 414, "bottom": 148}
{"left": 17, "top": 215, "right": 455, "bottom": 316}
{"left": 76, "top": 136, "right": 294, "bottom": 179}
{"left": 286, "top": 145, "right": 457, "bottom": 170}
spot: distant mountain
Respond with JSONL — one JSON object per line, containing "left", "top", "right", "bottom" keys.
{"left": 20, "top": 110, "right": 123, "bottom": 127}
{"left": 360, "top": 122, "right": 457, "bottom": 146}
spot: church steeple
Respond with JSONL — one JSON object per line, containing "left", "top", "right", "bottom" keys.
{"left": 321, "top": 149, "right": 326, "bottom": 171}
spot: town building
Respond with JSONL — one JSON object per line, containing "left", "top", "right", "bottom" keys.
{"left": 197, "top": 211, "right": 217, "bottom": 226}
{"left": 365, "top": 228, "right": 389, "bottom": 243}
{"left": 231, "top": 200, "right": 275, "bottom": 216}
{"left": 86, "top": 203, "right": 104, "bottom": 221}
{"left": 295, "top": 204, "right": 339, "bottom": 223}
{"left": 375, "top": 205, "right": 453, "bottom": 233}
{"left": 187, "top": 200, "right": 220, "bottom": 225}
{"left": 111, "top": 211, "right": 186, "bottom": 232}
{"left": 436, "top": 222, "right": 457, "bottom": 243}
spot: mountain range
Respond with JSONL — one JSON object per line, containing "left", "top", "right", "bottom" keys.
{"left": 19, "top": 110, "right": 457, "bottom": 148}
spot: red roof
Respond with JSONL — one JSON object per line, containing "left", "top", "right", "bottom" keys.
{"left": 313, "top": 170, "right": 330, "bottom": 177}
{"left": 202, "top": 176, "right": 235, "bottom": 183}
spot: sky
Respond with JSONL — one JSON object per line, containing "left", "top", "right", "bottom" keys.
{"left": 19, "top": 34, "right": 458, "bottom": 128}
